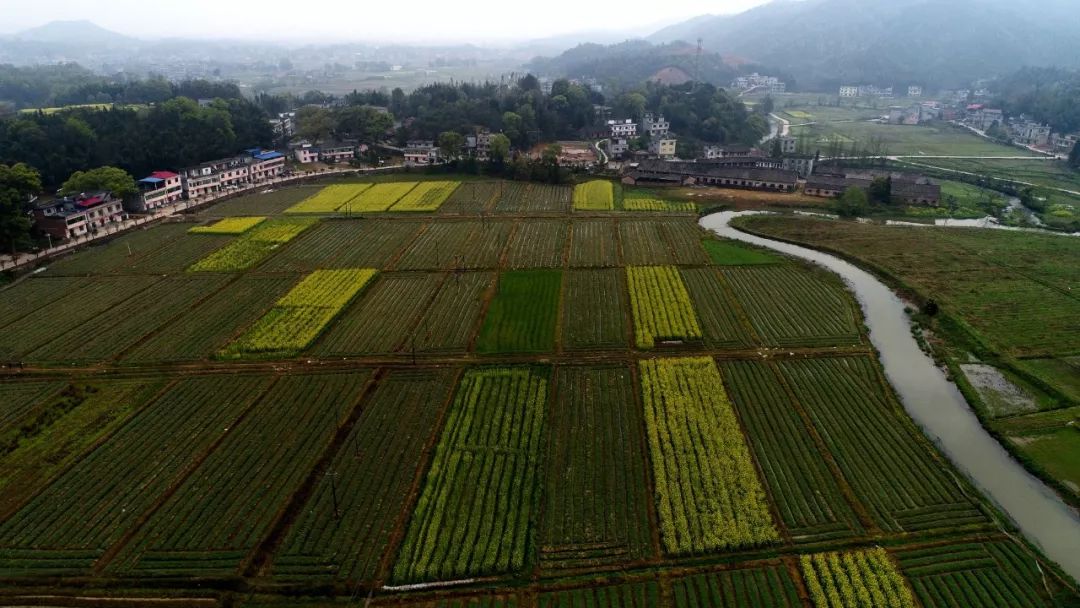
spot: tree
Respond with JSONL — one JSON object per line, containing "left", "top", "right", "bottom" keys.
{"left": 614, "top": 92, "right": 646, "bottom": 122}
{"left": 60, "top": 166, "right": 137, "bottom": 198}
{"left": 770, "top": 138, "right": 783, "bottom": 158}
{"left": 1069, "top": 141, "right": 1080, "bottom": 170}
{"left": 502, "top": 112, "right": 524, "bottom": 147}
{"left": 0, "top": 163, "right": 40, "bottom": 256}
{"left": 868, "top": 176, "right": 892, "bottom": 204}
{"left": 295, "top": 106, "right": 335, "bottom": 142}
{"left": 832, "top": 187, "right": 868, "bottom": 218}
{"left": 437, "top": 131, "right": 465, "bottom": 161}
{"left": 336, "top": 106, "right": 393, "bottom": 143}
{"left": 489, "top": 133, "right": 511, "bottom": 164}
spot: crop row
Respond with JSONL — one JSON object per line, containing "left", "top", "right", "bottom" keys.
{"left": 263, "top": 220, "right": 422, "bottom": 272}
{"left": 894, "top": 541, "right": 1054, "bottom": 607}
{"left": 623, "top": 190, "right": 696, "bottom": 212}
{"left": 188, "top": 217, "right": 319, "bottom": 272}
{"left": 392, "top": 367, "right": 548, "bottom": 583}
{"left": 223, "top": 268, "right": 378, "bottom": 356}
{"left": 540, "top": 366, "right": 652, "bottom": 570}
{"left": 274, "top": 370, "right": 454, "bottom": 584}
{"left": 573, "top": 181, "right": 614, "bottom": 211}
{"left": 722, "top": 360, "right": 862, "bottom": 541}
{"left": 313, "top": 273, "right": 444, "bottom": 355}
{"left": 671, "top": 564, "right": 802, "bottom": 607}
{"left": 189, "top": 216, "right": 266, "bottom": 234}
{"left": 721, "top": 266, "right": 861, "bottom": 347}
{"left": 778, "top": 357, "right": 989, "bottom": 533}
{"left": 627, "top": 266, "right": 702, "bottom": 349}
{"left": 640, "top": 357, "right": 779, "bottom": 555}
{"left": 285, "top": 184, "right": 372, "bottom": 214}
{"left": 391, "top": 181, "right": 461, "bottom": 212}
{"left": 111, "top": 372, "right": 371, "bottom": 576}
{"left": 801, "top": 548, "right": 916, "bottom": 608}
{"left": 494, "top": 182, "right": 572, "bottom": 213}
{"left": 0, "top": 375, "right": 273, "bottom": 576}
{"left": 562, "top": 269, "right": 627, "bottom": 350}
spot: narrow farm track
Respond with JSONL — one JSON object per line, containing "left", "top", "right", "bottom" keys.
{"left": 0, "top": 177, "right": 1074, "bottom": 605}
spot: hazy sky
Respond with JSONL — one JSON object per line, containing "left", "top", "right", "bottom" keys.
{"left": 1, "top": 0, "right": 772, "bottom": 44}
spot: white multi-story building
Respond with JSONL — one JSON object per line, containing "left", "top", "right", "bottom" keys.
{"left": 608, "top": 119, "right": 638, "bottom": 138}
{"left": 908, "top": 86, "right": 923, "bottom": 97}
{"left": 404, "top": 140, "right": 440, "bottom": 165}
{"left": 648, "top": 137, "right": 677, "bottom": 159}
{"left": 839, "top": 86, "right": 860, "bottom": 98}
{"left": 32, "top": 192, "right": 125, "bottom": 241}
{"left": 180, "top": 149, "right": 286, "bottom": 199}
{"left": 292, "top": 141, "right": 319, "bottom": 164}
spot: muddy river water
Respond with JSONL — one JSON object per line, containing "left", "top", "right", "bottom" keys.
{"left": 701, "top": 211, "right": 1080, "bottom": 580}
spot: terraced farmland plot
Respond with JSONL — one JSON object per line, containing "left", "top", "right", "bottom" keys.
{"left": 778, "top": 357, "right": 990, "bottom": 533}
{"left": 441, "top": 181, "right": 501, "bottom": 214}
{"left": 27, "top": 274, "right": 229, "bottom": 364}
{"left": 702, "top": 240, "right": 780, "bottom": 266}
{"left": 0, "top": 277, "right": 90, "bottom": 328}
{"left": 569, "top": 220, "right": 619, "bottom": 267}
{"left": 573, "top": 180, "right": 614, "bottom": 211}
{"left": 223, "top": 269, "right": 378, "bottom": 357}
{"left": 540, "top": 366, "right": 652, "bottom": 570}
{"left": 201, "top": 186, "right": 322, "bottom": 217}
{"left": 393, "top": 367, "right": 548, "bottom": 582}
{"left": 721, "top": 360, "right": 862, "bottom": 541}
{"left": 396, "top": 221, "right": 476, "bottom": 270}
{"left": 639, "top": 358, "right": 779, "bottom": 555}
{"left": 412, "top": 272, "right": 494, "bottom": 352}
{"left": 349, "top": 182, "right": 419, "bottom": 212}
{"left": 122, "top": 275, "right": 296, "bottom": 363}
{"left": 622, "top": 191, "right": 696, "bottom": 213}
{"left": 459, "top": 220, "right": 514, "bottom": 269}
{"left": 895, "top": 541, "right": 1054, "bottom": 607}
{"left": 260, "top": 220, "right": 421, "bottom": 273}
{"left": 538, "top": 580, "right": 660, "bottom": 608}
{"left": 801, "top": 548, "right": 916, "bottom": 608}
{"left": 504, "top": 220, "right": 568, "bottom": 268}
{"left": 390, "top": 181, "right": 460, "bottom": 212}
{"left": 680, "top": 268, "right": 754, "bottom": 349}
{"left": 627, "top": 266, "right": 702, "bottom": 349}
{"left": 286, "top": 184, "right": 372, "bottom": 214}
{"left": 620, "top": 220, "right": 675, "bottom": 266}
{"left": 660, "top": 220, "right": 711, "bottom": 265}
{"left": 722, "top": 265, "right": 861, "bottom": 347}
{"left": 0, "top": 379, "right": 166, "bottom": 517}
{"left": 314, "top": 273, "right": 444, "bottom": 355}
{"left": 562, "top": 269, "right": 628, "bottom": 350}
{"left": 0, "top": 375, "right": 272, "bottom": 576}
{"left": 273, "top": 369, "right": 454, "bottom": 584}
{"left": 0, "top": 275, "right": 162, "bottom": 359}
{"left": 476, "top": 270, "right": 562, "bottom": 353}
{"left": 113, "top": 372, "right": 371, "bottom": 576}
{"left": 671, "top": 565, "right": 802, "bottom": 607}
{"left": 189, "top": 217, "right": 319, "bottom": 272}
{"left": 44, "top": 223, "right": 191, "bottom": 276}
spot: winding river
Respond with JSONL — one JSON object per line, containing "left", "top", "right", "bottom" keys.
{"left": 700, "top": 211, "right": 1080, "bottom": 581}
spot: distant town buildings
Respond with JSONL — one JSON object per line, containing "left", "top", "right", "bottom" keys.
{"left": 908, "top": 86, "right": 923, "bottom": 97}
{"left": 839, "top": 85, "right": 893, "bottom": 98}
{"left": 731, "top": 73, "right": 786, "bottom": 94}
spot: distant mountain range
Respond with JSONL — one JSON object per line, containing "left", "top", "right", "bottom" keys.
{"left": 648, "top": 0, "right": 1080, "bottom": 89}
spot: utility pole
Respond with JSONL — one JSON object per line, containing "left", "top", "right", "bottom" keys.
{"left": 328, "top": 470, "right": 340, "bottom": 519}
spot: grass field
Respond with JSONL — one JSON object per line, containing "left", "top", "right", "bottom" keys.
{"left": 0, "top": 177, "right": 1072, "bottom": 605}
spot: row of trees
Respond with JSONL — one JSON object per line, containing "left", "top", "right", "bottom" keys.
{"left": 0, "top": 96, "right": 272, "bottom": 187}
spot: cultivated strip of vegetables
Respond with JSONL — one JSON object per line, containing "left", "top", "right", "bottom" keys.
{"left": 800, "top": 548, "right": 916, "bottom": 608}
{"left": 639, "top": 357, "right": 779, "bottom": 555}
{"left": 188, "top": 217, "right": 318, "bottom": 272}
{"left": 285, "top": 184, "right": 371, "bottom": 214}
{"left": 671, "top": 564, "right": 802, "bottom": 607}
{"left": 626, "top": 266, "right": 702, "bottom": 349}
{"left": 189, "top": 216, "right": 266, "bottom": 234}
{"left": 573, "top": 180, "right": 614, "bottom": 211}
{"left": 390, "top": 181, "right": 461, "bottom": 212}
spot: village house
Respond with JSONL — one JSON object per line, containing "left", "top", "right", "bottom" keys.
{"left": 318, "top": 141, "right": 358, "bottom": 163}
{"left": 291, "top": 141, "right": 319, "bottom": 164}
{"left": 404, "top": 140, "right": 440, "bottom": 165}
{"left": 466, "top": 130, "right": 495, "bottom": 160}
{"left": 642, "top": 113, "right": 670, "bottom": 138}
{"left": 180, "top": 149, "right": 286, "bottom": 199}
{"left": 648, "top": 137, "right": 678, "bottom": 159}
{"left": 1010, "top": 120, "right": 1052, "bottom": 147}
{"left": 778, "top": 137, "right": 798, "bottom": 155}
{"left": 702, "top": 145, "right": 760, "bottom": 159}
{"left": 133, "top": 171, "right": 183, "bottom": 212}
{"left": 908, "top": 86, "right": 923, "bottom": 97}
{"left": 32, "top": 192, "right": 125, "bottom": 241}
{"left": 781, "top": 155, "right": 816, "bottom": 178}
{"left": 805, "top": 172, "right": 941, "bottom": 205}
{"left": 608, "top": 119, "right": 638, "bottom": 138}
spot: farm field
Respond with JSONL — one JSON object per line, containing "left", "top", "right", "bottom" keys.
{"left": 0, "top": 177, "right": 1073, "bottom": 606}
{"left": 573, "top": 180, "right": 614, "bottom": 210}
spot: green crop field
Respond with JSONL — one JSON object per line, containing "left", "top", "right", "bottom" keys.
{"left": 0, "top": 177, "right": 1072, "bottom": 606}
{"left": 476, "top": 270, "right": 562, "bottom": 353}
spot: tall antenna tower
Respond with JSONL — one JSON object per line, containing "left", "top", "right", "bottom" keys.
{"left": 694, "top": 37, "right": 703, "bottom": 89}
